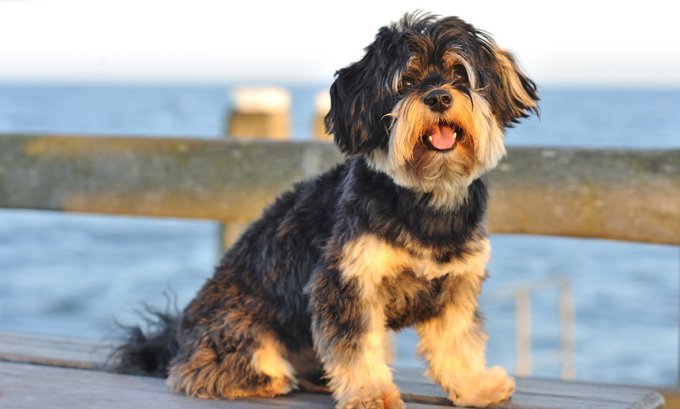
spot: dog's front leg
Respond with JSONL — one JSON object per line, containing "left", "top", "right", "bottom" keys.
{"left": 416, "top": 277, "right": 515, "bottom": 408}
{"left": 309, "top": 267, "right": 403, "bottom": 409}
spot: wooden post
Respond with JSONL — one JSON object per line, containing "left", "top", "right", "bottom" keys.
{"left": 312, "top": 91, "right": 332, "bottom": 141}
{"left": 221, "top": 87, "right": 292, "bottom": 249}
{"left": 226, "top": 87, "right": 291, "bottom": 140}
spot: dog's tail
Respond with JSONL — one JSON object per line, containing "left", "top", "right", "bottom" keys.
{"left": 109, "top": 305, "right": 180, "bottom": 378}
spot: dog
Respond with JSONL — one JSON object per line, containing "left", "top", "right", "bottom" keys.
{"left": 113, "top": 12, "right": 538, "bottom": 409}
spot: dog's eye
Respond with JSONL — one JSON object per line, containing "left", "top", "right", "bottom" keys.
{"left": 452, "top": 64, "right": 469, "bottom": 84}
{"left": 399, "top": 78, "right": 414, "bottom": 91}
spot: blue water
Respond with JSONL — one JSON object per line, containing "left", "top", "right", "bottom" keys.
{"left": 0, "top": 84, "right": 678, "bottom": 386}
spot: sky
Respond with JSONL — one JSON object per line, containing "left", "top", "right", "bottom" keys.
{"left": 0, "top": 0, "right": 679, "bottom": 86}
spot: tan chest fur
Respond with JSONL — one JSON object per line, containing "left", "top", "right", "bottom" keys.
{"left": 339, "top": 234, "right": 490, "bottom": 299}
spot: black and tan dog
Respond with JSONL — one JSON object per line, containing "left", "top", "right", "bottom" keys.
{"left": 114, "top": 12, "right": 538, "bottom": 409}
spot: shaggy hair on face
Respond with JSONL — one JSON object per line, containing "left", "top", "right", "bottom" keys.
{"left": 112, "top": 12, "right": 538, "bottom": 409}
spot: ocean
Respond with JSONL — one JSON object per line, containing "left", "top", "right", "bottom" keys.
{"left": 0, "top": 84, "right": 678, "bottom": 386}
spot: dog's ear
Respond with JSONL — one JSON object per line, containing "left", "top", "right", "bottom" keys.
{"left": 490, "top": 49, "right": 539, "bottom": 127}
{"left": 325, "top": 27, "right": 399, "bottom": 156}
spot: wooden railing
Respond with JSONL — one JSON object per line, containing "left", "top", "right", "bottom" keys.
{"left": 1, "top": 133, "right": 678, "bottom": 245}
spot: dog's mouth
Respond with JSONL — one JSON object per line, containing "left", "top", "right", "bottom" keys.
{"left": 420, "top": 122, "right": 462, "bottom": 152}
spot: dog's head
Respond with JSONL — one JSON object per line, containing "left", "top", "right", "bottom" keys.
{"left": 325, "top": 13, "right": 539, "bottom": 207}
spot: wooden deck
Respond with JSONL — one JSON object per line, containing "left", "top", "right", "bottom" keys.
{"left": 0, "top": 332, "right": 665, "bottom": 409}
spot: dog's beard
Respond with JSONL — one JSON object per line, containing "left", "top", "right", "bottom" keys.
{"left": 369, "top": 88, "right": 506, "bottom": 209}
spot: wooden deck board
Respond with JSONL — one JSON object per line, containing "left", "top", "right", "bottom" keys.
{"left": 0, "top": 362, "right": 454, "bottom": 409}
{"left": 395, "top": 367, "right": 655, "bottom": 402}
{"left": 0, "top": 333, "right": 665, "bottom": 408}
{"left": 0, "top": 331, "right": 112, "bottom": 370}
{"left": 0, "top": 361, "right": 664, "bottom": 409}
{"left": 393, "top": 368, "right": 664, "bottom": 408}
{"left": 0, "top": 361, "right": 331, "bottom": 409}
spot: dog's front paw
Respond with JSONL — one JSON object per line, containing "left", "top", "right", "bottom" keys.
{"left": 340, "top": 386, "right": 404, "bottom": 409}
{"left": 452, "top": 366, "right": 515, "bottom": 408}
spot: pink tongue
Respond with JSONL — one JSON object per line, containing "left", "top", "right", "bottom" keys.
{"left": 428, "top": 125, "right": 456, "bottom": 150}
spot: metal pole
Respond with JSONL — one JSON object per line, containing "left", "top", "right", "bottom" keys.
{"left": 558, "top": 277, "right": 576, "bottom": 379}
{"left": 515, "top": 290, "right": 532, "bottom": 376}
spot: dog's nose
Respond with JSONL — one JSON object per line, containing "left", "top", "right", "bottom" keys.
{"left": 423, "top": 90, "right": 452, "bottom": 112}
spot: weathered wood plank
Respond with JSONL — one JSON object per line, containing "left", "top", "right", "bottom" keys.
{"left": 488, "top": 148, "right": 679, "bottom": 245}
{"left": 0, "top": 334, "right": 665, "bottom": 409}
{"left": 0, "top": 134, "right": 677, "bottom": 244}
{"left": 0, "top": 361, "right": 333, "bottom": 409}
{"left": 0, "top": 361, "right": 664, "bottom": 409}
{"left": 0, "top": 331, "right": 112, "bottom": 370}
{"left": 0, "top": 333, "right": 453, "bottom": 406}
{"left": 0, "top": 362, "right": 452, "bottom": 409}
{"left": 394, "top": 368, "right": 664, "bottom": 408}
{"left": 0, "top": 134, "right": 342, "bottom": 223}
{"left": 0, "top": 333, "right": 449, "bottom": 406}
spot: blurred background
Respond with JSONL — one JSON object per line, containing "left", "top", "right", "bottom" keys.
{"left": 0, "top": 0, "right": 679, "bottom": 388}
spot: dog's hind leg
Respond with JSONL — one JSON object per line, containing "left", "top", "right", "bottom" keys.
{"left": 167, "top": 326, "right": 298, "bottom": 400}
